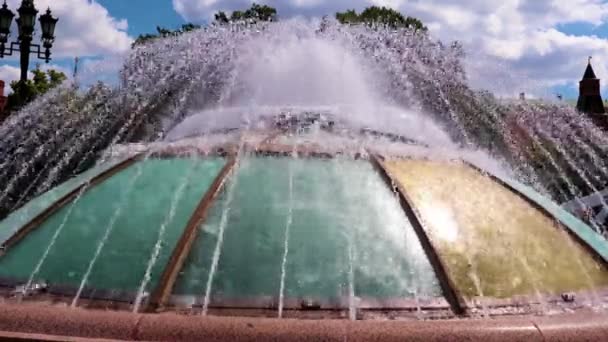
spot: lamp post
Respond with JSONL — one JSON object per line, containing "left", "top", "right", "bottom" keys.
{"left": 0, "top": 0, "right": 58, "bottom": 92}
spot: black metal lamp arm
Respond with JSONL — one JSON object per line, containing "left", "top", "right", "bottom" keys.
{"left": 0, "top": 41, "right": 51, "bottom": 62}
{"left": 30, "top": 43, "right": 51, "bottom": 62}
{"left": 0, "top": 41, "right": 20, "bottom": 58}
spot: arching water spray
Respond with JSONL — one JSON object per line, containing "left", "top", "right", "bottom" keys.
{"left": 71, "top": 153, "right": 150, "bottom": 308}
{"left": 278, "top": 148, "right": 295, "bottom": 319}
{"left": 132, "top": 152, "right": 201, "bottom": 313}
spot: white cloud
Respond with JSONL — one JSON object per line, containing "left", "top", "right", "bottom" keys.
{"left": 414, "top": 3, "right": 477, "bottom": 31}
{"left": 0, "top": 65, "right": 22, "bottom": 93}
{"left": 0, "top": 65, "right": 40, "bottom": 94}
{"left": 172, "top": 0, "right": 364, "bottom": 22}
{"left": 4, "top": 0, "right": 133, "bottom": 58}
{"left": 402, "top": 0, "right": 608, "bottom": 96}
{"left": 172, "top": 0, "right": 608, "bottom": 98}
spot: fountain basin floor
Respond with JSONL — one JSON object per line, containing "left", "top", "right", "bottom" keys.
{"left": 0, "top": 125, "right": 607, "bottom": 340}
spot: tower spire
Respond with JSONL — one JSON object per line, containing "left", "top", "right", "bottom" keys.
{"left": 583, "top": 57, "right": 597, "bottom": 79}
{"left": 577, "top": 57, "right": 606, "bottom": 120}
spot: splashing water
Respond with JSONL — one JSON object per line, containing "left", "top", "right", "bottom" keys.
{"left": 201, "top": 139, "right": 246, "bottom": 315}
{"left": 278, "top": 149, "right": 295, "bottom": 319}
{"left": 0, "top": 18, "right": 607, "bottom": 234}
{"left": 71, "top": 155, "right": 148, "bottom": 307}
{"left": 132, "top": 154, "right": 199, "bottom": 313}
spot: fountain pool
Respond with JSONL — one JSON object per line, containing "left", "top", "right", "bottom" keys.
{"left": 0, "top": 18, "right": 607, "bottom": 341}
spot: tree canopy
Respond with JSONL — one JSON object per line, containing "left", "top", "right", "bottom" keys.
{"left": 132, "top": 23, "right": 202, "bottom": 47}
{"left": 336, "top": 6, "right": 427, "bottom": 31}
{"left": 6, "top": 68, "right": 67, "bottom": 112}
{"left": 214, "top": 3, "right": 277, "bottom": 24}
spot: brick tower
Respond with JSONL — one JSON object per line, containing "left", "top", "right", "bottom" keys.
{"left": 576, "top": 58, "right": 607, "bottom": 129}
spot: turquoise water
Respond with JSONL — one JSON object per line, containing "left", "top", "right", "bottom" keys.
{"left": 0, "top": 158, "right": 225, "bottom": 293}
{"left": 173, "top": 157, "right": 441, "bottom": 304}
{"left": 0, "top": 159, "right": 126, "bottom": 245}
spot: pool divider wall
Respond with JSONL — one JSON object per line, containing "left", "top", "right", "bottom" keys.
{"left": 147, "top": 156, "right": 238, "bottom": 312}
{"left": 0, "top": 155, "right": 142, "bottom": 256}
{"left": 368, "top": 154, "right": 467, "bottom": 315}
{"left": 463, "top": 161, "right": 608, "bottom": 267}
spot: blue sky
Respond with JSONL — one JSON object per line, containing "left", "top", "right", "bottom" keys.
{"left": 558, "top": 22, "right": 608, "bottom": 37}
{"left": 1, "top": 0, "right": 607, "bottom": 100}
{"left": 96, "top": 1, "right": 608, "bottom": 51}
{"left": 96, "top": 0, "right": 187, "bottom": 37}
{"left": 556, "top": 21, "right": 608, "bottom": 99}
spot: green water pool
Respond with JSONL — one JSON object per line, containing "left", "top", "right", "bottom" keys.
{"left": 0, "top": 158, "right": 225, "bottom": 294}
{"left": 173, "top": 157, "right": 441, "bottom": 304}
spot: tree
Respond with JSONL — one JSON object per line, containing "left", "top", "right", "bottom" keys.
{"left": 336, "top": 6, "right": 427, "bottom": 32}
{"left": 132, "top": 33, "right": 158, "bottom": 47}
{"left": 244, "top": 3, "right": 277, "bottom": 21}
{"left": 213, "top": 3, "right": 277, "bottom": 24}
{"left": 6, "top": 68, "right": 67, "bottom": 112}
{"left": 47, "top": 69, "right": 67, "bottom": 88}
{"left": 132, "top": 23, "right": 202, "bottom": 47}
{"left": 181, "top": 23, "right": 201, "bottom": 32}
{"left": 214, "top": 11, "right": 230, "bottom": 24}
{"left": 335, "top": 9, "right": 359, "bottom": 24}
{"left": 156, "top": 26, "right": 174, "bottom": 37}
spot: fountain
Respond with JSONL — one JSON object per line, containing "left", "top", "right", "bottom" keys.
{"left": 0, "top": 18, "right": 607, "bottom": 340}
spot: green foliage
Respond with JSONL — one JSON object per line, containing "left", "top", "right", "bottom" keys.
{"left": 47, "top": 69, "right": 67, "bottom": 88}
{"left": 214, "top": 11, "right": 230, "bottom": 24}
{"left": 132, "top": 33, "right": 158, "bottom": 47}
{"left": 32, "top": 68, "right": 51, "bottom": 94}
{"left": 132, "top": 23, "right": 202, "bottom": 47}
{"left": 181, "top": 23, "right": 200, "bottom": 32}
{"left": 156, "top": 26, "right": 174, "bottom": 37}
{"left": 336, "top": 6, "right": 427, "bottom": 31}
{"left": 214, "top": 3, "right": 277, "bottom": 24}
{"left": 6, "top": 68, "right": 67, "bottom": 112}
{"left": 335, "top": 9, "right": 359, "bottom": 24}
{"left": 7, "top": 80, "right": 37, "bottom": 110}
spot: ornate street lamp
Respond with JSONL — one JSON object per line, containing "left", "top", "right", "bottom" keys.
{"left": 0, "top": 0, "right": 58, "bottom": 89}
{"left": 0, "top": 3, "right": 15, "bottom": 46}
{"left": 17, "top": 0, "right": 38, "bottom": 39}
{"left": 39, "top": 8, "right": 58, "bottom": 54}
